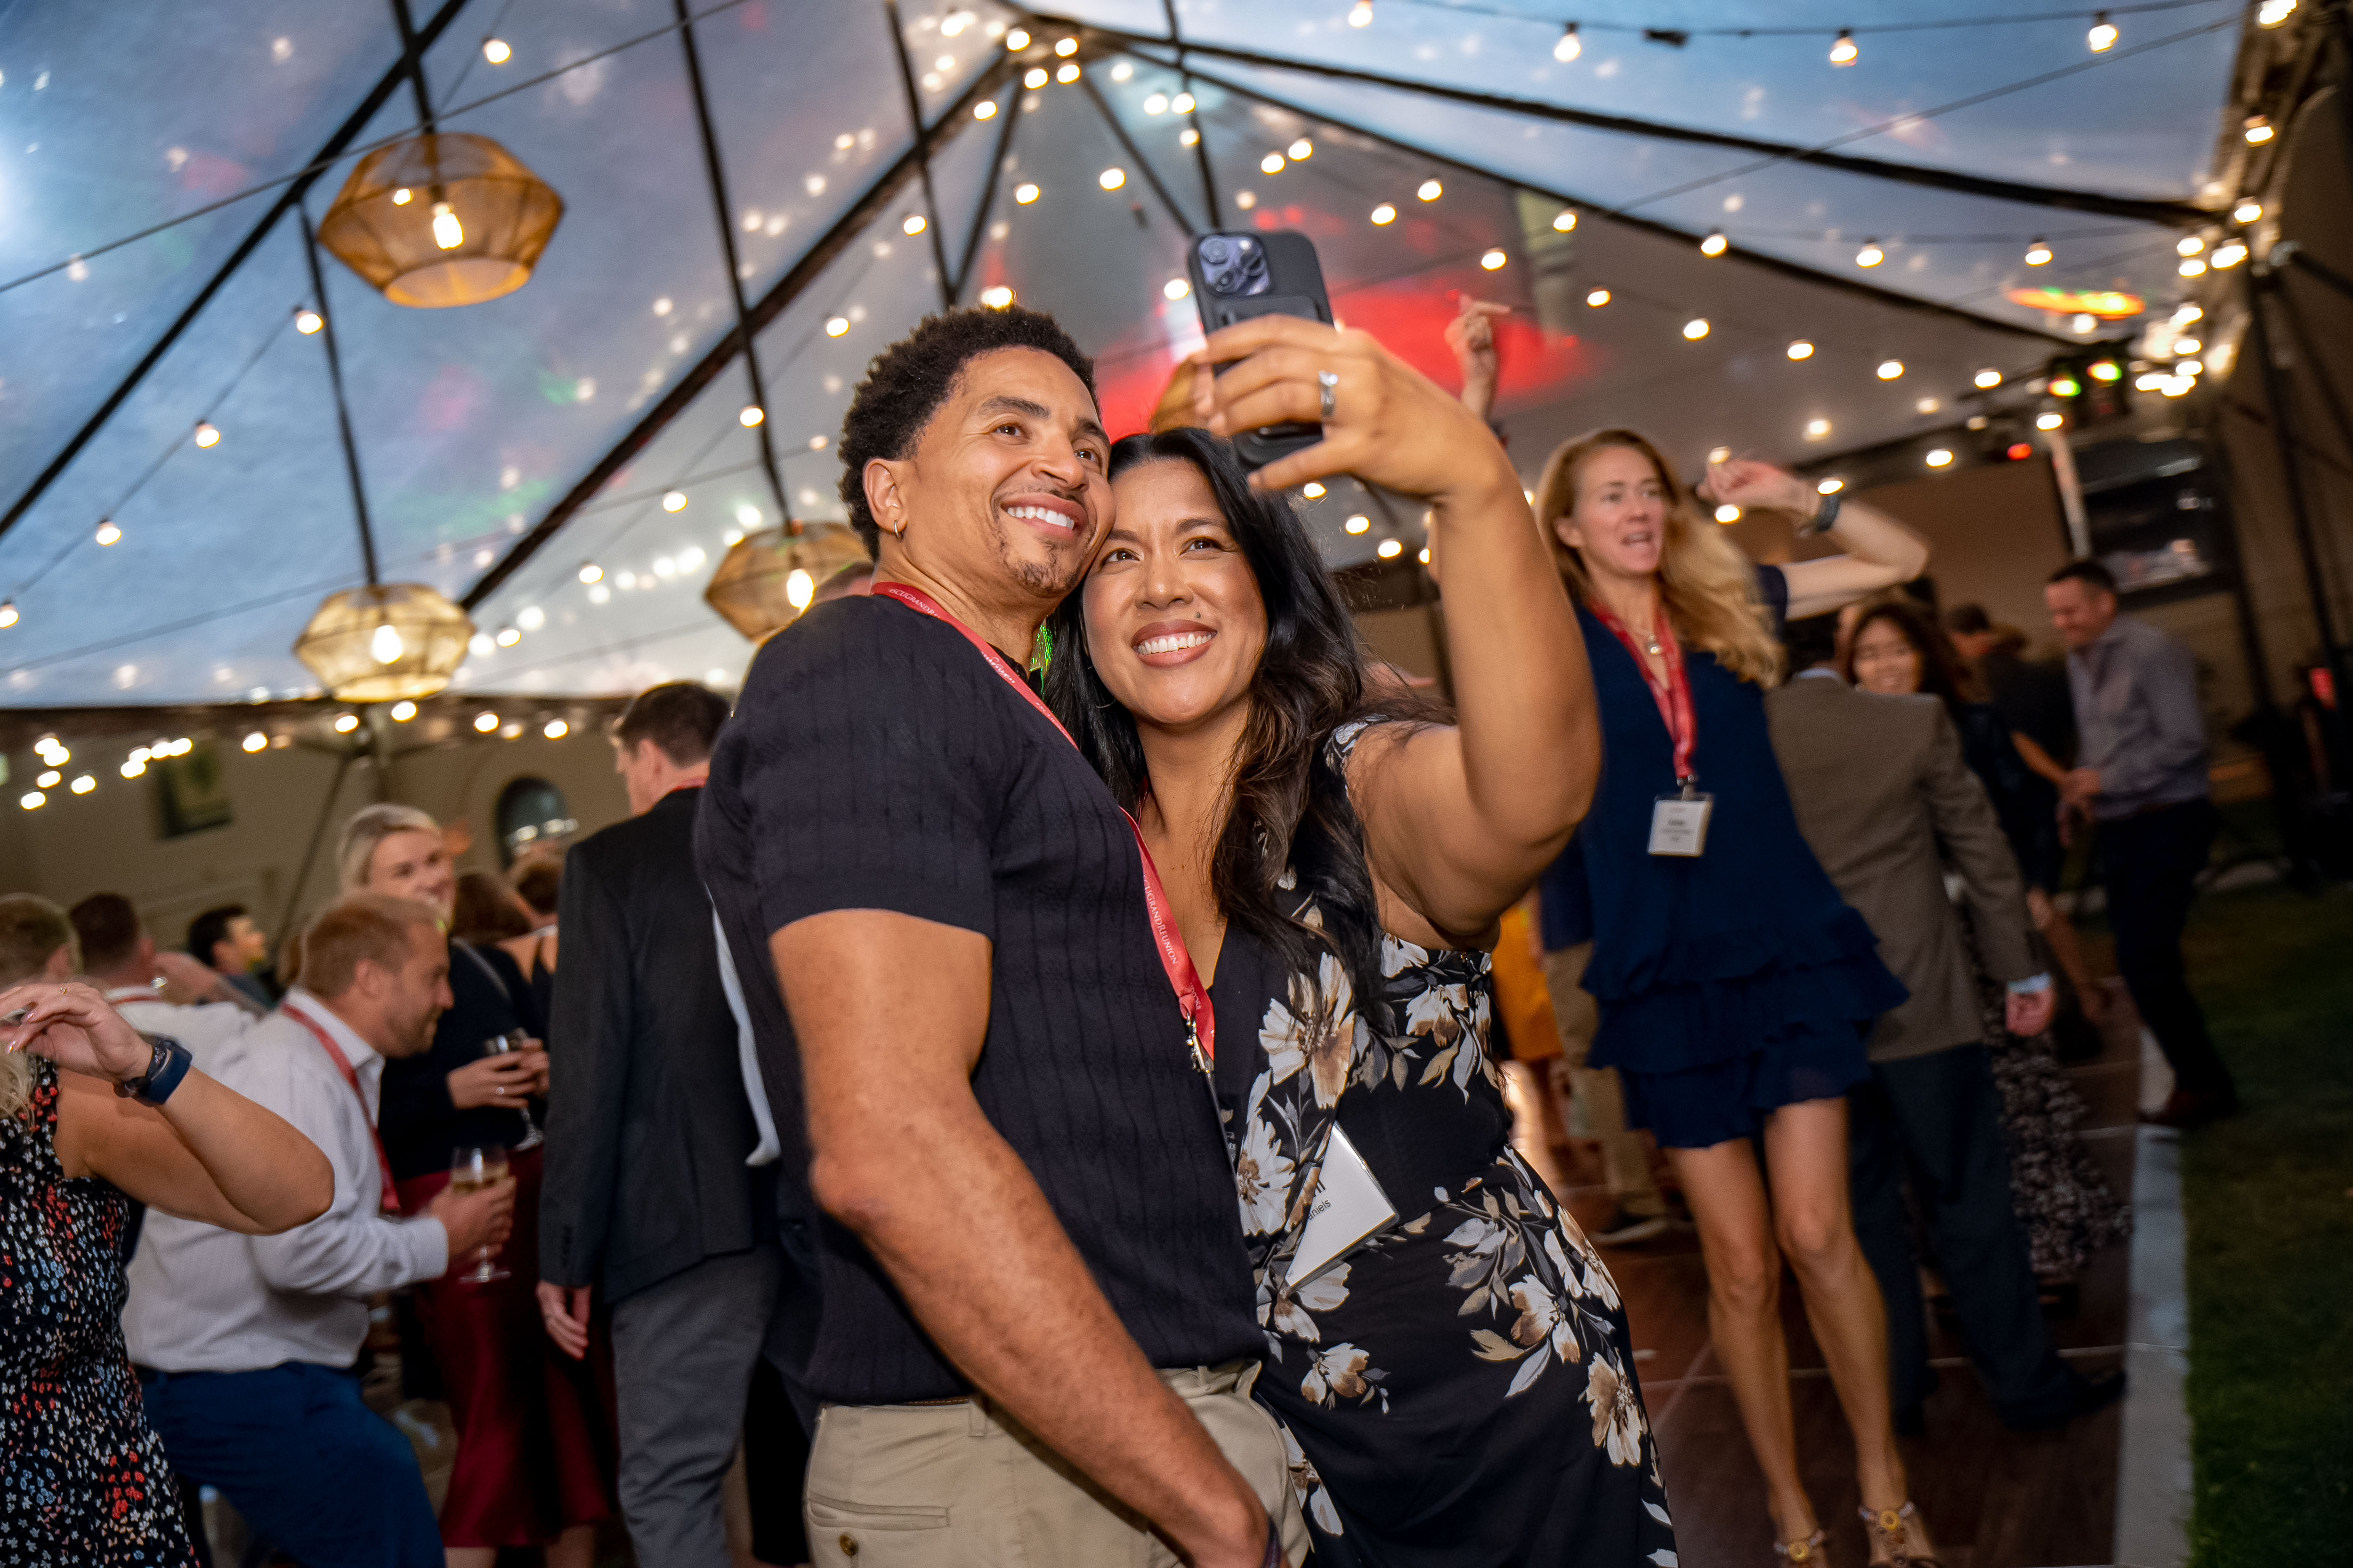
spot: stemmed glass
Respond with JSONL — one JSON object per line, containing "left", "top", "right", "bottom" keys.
{"left": 482, "top": 1029, "right": 544, "bottom": 1151}
{"left": 449, "top": 1143, "right": 512, "bottom": 1285}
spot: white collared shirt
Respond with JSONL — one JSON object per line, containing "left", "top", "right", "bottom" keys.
{"left": 101, "top": 985, "right": 260, "bottom": 1073}
{"left": 122, "top": 989, "right": 449, "bottom": 1373}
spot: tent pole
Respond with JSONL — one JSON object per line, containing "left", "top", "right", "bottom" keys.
{"left": 277, "top": 751, "right": 356, "bottom": 949}
{"left": 882, "top": 0, "right": 960, "bottom": 310}
{"left": 298, "top": 210, "right": 382, "bottom": 587}
{"left": 674, "top": 0, "right": 791, "bottom": 524}
{"left": 1078, "top": 75, "right": 1199, "bottom": 239}
{"left": 1158, "top": 0, "right": 1222, "bottom": 229}
{"left": 952, "top": 87, "right": 1025, "bottom": 302}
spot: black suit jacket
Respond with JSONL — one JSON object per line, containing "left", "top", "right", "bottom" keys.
{"left": 539, "top": 785, "right": 769, "bottom": 1304}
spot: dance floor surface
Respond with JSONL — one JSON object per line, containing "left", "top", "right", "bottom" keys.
{"left": 1524, "top": 1007, "right": 2146, "bottom": 1567}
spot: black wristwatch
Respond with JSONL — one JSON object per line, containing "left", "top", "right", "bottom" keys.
{"left": 115, "top": 1033, "right": 195, "bottom": 1106}
{"left": 1796, "top": 491, "right": 1843, "bottom": 538}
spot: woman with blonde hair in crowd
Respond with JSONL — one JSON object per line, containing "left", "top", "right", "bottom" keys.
{"left": 339, "top": 806, "right": 615, "bottom": 1567}
{"left": 1525, "top": 421, "right": 1938, "bottom": 1563}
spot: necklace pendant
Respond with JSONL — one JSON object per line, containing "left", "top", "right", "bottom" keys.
{"left": 1645, "top": 639, "right": 1662, "bottom": 655}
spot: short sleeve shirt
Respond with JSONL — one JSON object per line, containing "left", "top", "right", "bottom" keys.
{"left": 697, "top": 595, "right": 1262, "bottom": 1404}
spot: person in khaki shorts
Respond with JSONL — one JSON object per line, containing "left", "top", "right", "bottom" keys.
{"left": 697, "top": 307, "right": 1303, "bottom": 1568}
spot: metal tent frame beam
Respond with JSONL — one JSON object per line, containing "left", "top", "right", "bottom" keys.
{"left": 459, "top": 51, "right": 1019, "bottom": 611}
{"left": 0, "top": 0, "right": 476, "bottom": 549}
{"left": 1105, "top": 38, "right": 2076, "bottom": 345}
{"left": 1040, "top": 12, "right": 2213, "bottom": 230}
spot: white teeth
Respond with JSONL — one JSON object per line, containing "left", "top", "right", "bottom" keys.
{"left": 1006, "top": 503, "right": 1073, "bottom": 529}
{"left": 1136, "top": 631, "right": 1212, "bottom": 656}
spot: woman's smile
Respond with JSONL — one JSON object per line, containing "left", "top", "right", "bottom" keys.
{"left": 1132, "top": 620, "right": 1218, "bottom": 667}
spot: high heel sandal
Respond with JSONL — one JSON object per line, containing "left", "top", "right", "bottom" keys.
{"left": 1858, "top": 1502, "right": 1943, "bottom": 1567}
{"left": 1774, "top": 1529, "right": 1828, "bottom": 1564}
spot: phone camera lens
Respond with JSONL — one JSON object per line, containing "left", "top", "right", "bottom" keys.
{"left": 1200, "top": 238, "right": 1230, "bottom": 264}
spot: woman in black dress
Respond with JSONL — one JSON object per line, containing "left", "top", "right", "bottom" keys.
{"left": 1, "top": 949, "right": 330, "bottom": 1566}
{"left": 1047, "top": 316, "right": 1672, "bottom": 1564}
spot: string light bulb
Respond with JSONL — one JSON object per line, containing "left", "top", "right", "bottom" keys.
{"left": 1053, "top": 35, "right": 1078, "bottom": 55}
{"left": 1260, "top": 153, "right": 1284, "bottom": 175}
{"left": 1553, "top": 209, "right": 1577, "bottom": 232}
{"left": 94, "top": 519, "right": 121, "bottom": 546}
{"left": 1855, "top": 239, "right": 1884, "bottom": 267}
{"left": 1553, "top": 22, "right": 1581, "bottom": 62}
{"left": 2177, "top": 235, "right": 2206, "bottom": 256}
{"left": 1877, "top": 359, "right": 1904, "bottom": 380}
{"left": 1289, "top": 139, "right": 1314, "bottom": 160}
{"left": 2211, "top": 239, "right": 2247, "bottom": 268}
{"left": 1701, "top": 232, "right": 1728, "bottom": 257}
{"left": 0, "top": 603, "right": 16, "bottom": 629}
{"left": 1715, "top": 504, "right": 1741, "bottom": 523}
{"left": 391, "top": 700, "right": 417, "bottom": 720}
{"left": 2036, "top": 411, "right": 2065, "bottom": 429}
{"left": 2244, "top": 115, "right": 2273, "bottom": 144}
{"left": 1344, "top": 514, "right": 1371, "bottom": 534}
{"left": 1817, "top": 476, "right": 1845, "bottom": 494}
{"left": 662, "top": 490, "right": 689, "bottom": 513}
{"left": 739, "top": 405, "right": 764, "bottom": 427}
{"left": 1682, "top": 318, "right": 1710, "bottom": 340}
{"left": 2179, "top": 256, "right": 2207, "bottom": 277}
{"left": 903, "top": 214, "right": 927, "bottom": 236}
{"left": 979, "top": 285, "right": 1014, "bottom": 308}
{"left": 1348, "top": 0, "right": 1373, "bottom": 26}
{"left": 1975, "top": 368, "right": 2002, "bottom": 388}
{"left": 1055, "top": 62, "right": 1079, "bottom": 83}
{"left": 429, "top": 200, "right": 463, "bottom": 250}
{"left": 242, "top": 731, "right": 268, "bottom": 753}
{"left": 481, "top": 37, "right": 512, "bottom": 63}
{"left": 1005, "top": 27, "right": 1030, "bottom": 49}
{"left": 2087, "top": 12, "right": 2117, "bottom": 52}
{"left": 1023, "top": 67, "right": 1047, "bottom": 88}
{"left": 193, "top": 420, "right": 221, "bottom": 448}
{"left": 1787, "top": 340, "right": 1814, "bottom": 360}
{"left": 2257, "top": 0, "right": 2293, "bottom": 24}
{"left": 1171, "top": 92, "right": 1194, "bottom": 112}
{"left": 1376, "top": 539, "right": 1403, "bottom": 559}
{"left": 1586, "top": 287, "right": 1611, "bottom": 307}
{"left": 2233, "top": 199, "right": 2263, "bottom": 223}
{"left": 1805, "top": 418, "right": 1831, "bottom": 440}
{"left": 475, "top": 711, "right": 500, "bottom": 733}
{"left": 1829, "top": 29, "right": 1858, "bottom": 65}
{"left": 974, "top": 99, "right": 998, "bottom": 120}
{"left": 1417, "top": 179, "right": 1442, "bottom": 201}
{"left": 2024, "top": 238, "right": 2053, "bottom": 265}
{"left": 294, "top": 307, "right": 324, "bottom": 335}
{"left": 1370, "top": 203, "right": 1396, "bottom": 225}
{"left": 334, "top": 712, "right": 361, "bottom": 734}
{"left": 1480, "top": 249, "right": 1508, "bottom": 271}
{"left": 1101, "top": 167, "right": 1128, "bottom": 190}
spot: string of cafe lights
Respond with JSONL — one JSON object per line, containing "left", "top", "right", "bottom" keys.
{"left": 0, "top": 302, "right": 310, "bottom": 632}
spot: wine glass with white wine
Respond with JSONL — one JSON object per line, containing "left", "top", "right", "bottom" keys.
{"left": 482, "top": 1029, "right": 544, "bottom": 1151}
{"left": 449, "top": 1143, "right": 512, "bottom": 1284}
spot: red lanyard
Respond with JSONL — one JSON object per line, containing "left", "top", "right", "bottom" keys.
{"left": 871, "top": 582, "right": 1217, "bottom": 1071}
{"left": 281, "top": 1001, "right": 401, "bottom": 1217}
{"left": 1590, "top": 602, "right": 1699, "bottom": 785}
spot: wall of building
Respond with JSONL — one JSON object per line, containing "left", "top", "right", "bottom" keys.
{"left": 0, "top": 727, "right": 630, "bottom": 957}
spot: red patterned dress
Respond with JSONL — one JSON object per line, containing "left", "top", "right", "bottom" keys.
{"left": 1, "top": 1059, "right": 197, "bottom": 1565}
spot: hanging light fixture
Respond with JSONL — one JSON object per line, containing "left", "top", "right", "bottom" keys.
{"left": 290, "top": 208, "right": 474, "bottom": 700}
{"left": 1553, "top": 22, "right": 1581, "bottom": 62}
{"left": 703, "top": 524, "right": 870, "bottom": 640}
{"left": 318, "top": 132, "right": 564, "bottom": 307}
{"left": 1829, "top": 28, "right": 1858, "bottom": 65}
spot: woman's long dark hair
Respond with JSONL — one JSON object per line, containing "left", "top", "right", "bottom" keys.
{"left": 1840, "top": 597, "right": 1980, "bottom": 718}
{"left": 1045, "top": 428, "right": 1390, "bottom": 1019}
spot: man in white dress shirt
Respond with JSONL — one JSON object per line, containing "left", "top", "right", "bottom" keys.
{"left": 125, "top": 892, "right": 515, "bottom": 1568}
{"left": 70, "top": 892, "right": 264, "bottom": 1067}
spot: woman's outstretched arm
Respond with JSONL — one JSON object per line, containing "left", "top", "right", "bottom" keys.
{"left": 6, "top": 981, "right": 331, "bottom": 1234}
{"left": 1191, "top": 315, "right": 1599, "bottom": 945}
{"left": 1700, "top": 460, "right": 1929, "bottom": 620}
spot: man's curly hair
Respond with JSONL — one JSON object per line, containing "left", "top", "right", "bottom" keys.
{"left": 836, "top": 305, "right": 1098, "bottom": 556}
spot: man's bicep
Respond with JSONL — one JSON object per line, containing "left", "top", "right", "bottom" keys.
{"left": 770, "top": 909, "right": 994, "bottom": 1103}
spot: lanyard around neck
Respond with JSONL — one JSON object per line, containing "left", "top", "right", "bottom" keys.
{"left": 1589, "top": 600, "right": 1699, "bottom": 786}
{"left": 280, "top": 1000, "right": 401, "bottom": 1217}
{"left": 870, "top": 581, "right": 1217, "bottom": 1072}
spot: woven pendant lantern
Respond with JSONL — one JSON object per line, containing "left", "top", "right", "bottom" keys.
{"left": 704, "top": 525, "right": 870, "bottom": 640}
{"left": 294, "top": 582, "right": 476, "bottom": 702}
{"left": 318, "top": 133, "right": 564, "bottom": 308}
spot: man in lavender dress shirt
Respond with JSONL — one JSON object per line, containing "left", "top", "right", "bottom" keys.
{"left": 2046, "top": 559, "right": 2239, "bottom": 1127}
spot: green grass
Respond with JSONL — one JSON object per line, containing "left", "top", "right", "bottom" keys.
{"left": 2170, "top": 882, "right": 2353, "bottom": 1563}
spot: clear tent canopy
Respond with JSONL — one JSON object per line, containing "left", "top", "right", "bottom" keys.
{"left": 0, "top": 0, "right": 2249, "bottom": 705}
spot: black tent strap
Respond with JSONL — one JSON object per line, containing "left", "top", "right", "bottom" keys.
{"left": 1125, "top": 45, "right": 2077, "bottom": 345}
{"left": 1042, "top": 13, "right": 2214, "bottom": 229}
{"left": 0, "top": 0, "right": 476, "bottom": 550}
{"left": 458, "top": 51, "right": 1020, "bottom": 613}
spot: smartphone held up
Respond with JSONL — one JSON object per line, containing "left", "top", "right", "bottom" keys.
{"left": 1188, "top": 230, "right": 1334, "bottom": 470}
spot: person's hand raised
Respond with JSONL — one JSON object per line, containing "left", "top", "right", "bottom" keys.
{"left": 1444, "top": 297, "right": 1510, "bottom": 416}
{"left": 0, "top": 981, "right": 155, "bottom": 1085}
{"left": 1696, "top": 456, "right": 1813, "bottom": 517}
{"left": 1187, "top": 314, "right": 1518, "bottom": 503}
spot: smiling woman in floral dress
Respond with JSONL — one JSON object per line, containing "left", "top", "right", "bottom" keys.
{"left": 1045, "top": 317, "right": 1674, "bottom": 1565}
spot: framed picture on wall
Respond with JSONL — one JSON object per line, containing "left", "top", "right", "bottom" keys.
{"left": 156, "top": 741, "right": 232, "bottom": 836}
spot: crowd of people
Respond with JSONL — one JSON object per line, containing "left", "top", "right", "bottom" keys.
{"left": 0, "top": 291, "right": 2235, "bottom": 1568}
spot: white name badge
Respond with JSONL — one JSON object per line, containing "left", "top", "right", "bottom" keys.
{"left": 1648, "top": 792, "right": 1714, "bottom": 857}
{"left": 1290, "top": 1124, "right": 1398, "bottom": 1287}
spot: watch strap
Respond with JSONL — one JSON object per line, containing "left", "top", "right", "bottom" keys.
{"left": 116, "top": 1033, "right": 195, "bottom": 1106}
{"left": 1801, "top": 492, "right": 1843, "bottom": 538}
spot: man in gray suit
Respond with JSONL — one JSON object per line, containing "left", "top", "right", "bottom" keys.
{"left": 1768, "top": 615, "right": 2123, "bottom": 1432}
{"left": 538, "top": 682, "right": 798, "bottom": 1567}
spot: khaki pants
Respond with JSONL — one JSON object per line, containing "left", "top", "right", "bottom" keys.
{"left": 804, "top": 1362, "right": 1307, "bottom": 1566}
{"left": 1540, "top": 944, "right": 1667, "bottom": 1217}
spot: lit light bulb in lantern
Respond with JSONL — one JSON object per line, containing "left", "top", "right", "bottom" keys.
{"left": 371, "top": 623, "right": 404, "bottom": 664}
{"left": 430, "top": 201, "right": 463, "bottom": 250}
{"left": 787, "top": 568, "right": 816, "bottom": 610}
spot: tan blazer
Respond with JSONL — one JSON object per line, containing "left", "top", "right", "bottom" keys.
{"left": 1766, "top": 673, "right": 2037, "bottom": 1062}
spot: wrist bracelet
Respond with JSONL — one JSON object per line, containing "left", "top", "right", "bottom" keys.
{"left": 115, "top": 1033, "right": 194, "bottom": 1107}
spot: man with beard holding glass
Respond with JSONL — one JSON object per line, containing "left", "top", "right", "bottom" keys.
{"left": 697, "top": 307, "right": 1300, "bottom": 1568}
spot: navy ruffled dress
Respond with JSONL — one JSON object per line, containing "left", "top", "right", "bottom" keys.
{"left": 1538, "top": 567, "right": 1906, "bottom": 1149}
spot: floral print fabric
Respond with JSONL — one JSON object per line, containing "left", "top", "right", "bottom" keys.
{"left": 1213, "top": 810, "right": 1677, "bottom": 1562}
{"left": 1, "top": 1059, "right": 198, "bottom": 1566}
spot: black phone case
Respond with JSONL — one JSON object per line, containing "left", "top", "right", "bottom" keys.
{"left": 1188, "top": 230, "right": 1334, "bottom": 469}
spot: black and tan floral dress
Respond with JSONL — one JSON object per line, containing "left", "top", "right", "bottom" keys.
{"left": 1, "top": 1059, "right": 198, "bottom": 1566}
{"left": 1210, "top": 731, "right": 1676, "bottom": 1565}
